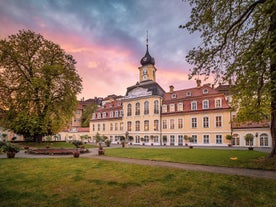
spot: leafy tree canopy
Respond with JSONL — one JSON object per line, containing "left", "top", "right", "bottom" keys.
{"left": 81, "top": 102, "right": 98, "bottom": 127}
{"left": 0, "top": 30, "right": 82, "bottom": 142}
{"left": 181, "top": 0, "right": 276, "bottom": 156}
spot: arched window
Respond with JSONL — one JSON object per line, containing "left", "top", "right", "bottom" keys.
{"left": 154, "top": 100, "right": 159, "bottom": 114}
{"left": 232, "top": 134, "right": 240, "bottom": 146}
{"left": 135, "top": 102, "right": 140, "bottom": 115}
{"left": 127, "top": 104, "right": 132, "bottom": 116}
{"left": 260, "top": 133, "right": 269, "bottom": 146}
{"left": 144, "top": 101, "right": 149, "bottom": 115}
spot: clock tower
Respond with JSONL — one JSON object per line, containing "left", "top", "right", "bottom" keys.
{"left": 139, "top": 32, "right": 157, "bottom": 82}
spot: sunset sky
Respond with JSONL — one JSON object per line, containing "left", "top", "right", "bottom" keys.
{"left": 0, "top": 0, "right": 206, "bottom": 100}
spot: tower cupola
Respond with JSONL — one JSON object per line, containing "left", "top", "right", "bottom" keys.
{"left": 140, "top": 32, "right": 155, "bottom": 66}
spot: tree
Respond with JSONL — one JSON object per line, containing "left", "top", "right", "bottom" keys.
{"left": 0, "top": 30, "right": 82, "bottom": 142}
{"left": 181, "top": 0, "right": 276, "bottom": 157}
{"left": 81, "top": 102, "right": 97, "bottom": 127}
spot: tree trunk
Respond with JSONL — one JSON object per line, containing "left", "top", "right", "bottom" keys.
{"left": 35, "top": 134, "right": 43, "bottom": 143}
{"left": 269, "top": 3, "right": 276, "bottom": 157}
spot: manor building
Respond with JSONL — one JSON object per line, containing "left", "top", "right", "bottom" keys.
{"left": 90, "top": 41, "right": 271, "bottom": 147}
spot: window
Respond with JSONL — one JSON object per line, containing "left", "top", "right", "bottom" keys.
{"left": 215, "top": 98, "right": 222, "bottom": 108}
{"left": 115, "top": 123, "right": 118, "bottom": 131}
{"left": 215, "top": 116, "right": 222, "bottom": 127}
{"left": 186, "top": 91, "right": 191, "bottom": 96}
{"left": 203, "top": 88, "right": 208, "bottom": 94}
{"left": 216, "top": 135, "right": 222, "bottom": 144}
{"left": 170, "top": 135, "right": 175, "bottom": 145}
{"left": 110, "top": 111, "right": 113, "bottom": 118}
{"left": 154, "top": 120, "right": 159, "bottom": 131}
{"left": 170, "top": 104, "right": 175, "bottom": 112}
{"left": 191, "top": 135, "right": 197, "bottom": 143}
{"left": 162, "top": 120, "right": 167, "bottom": 129}
{"left": 232, "top": 134, "right": 240, "bottom": 146}
{"left": 135, "top": 121, "right": 140, "bottom": 131}
{"left": 92, "top": 124, "right": 95, "bottom": 131}
{"left": 203, "top": 135, "right": 209, "bottom": 144}
{"left": 103, "top": 112, "right": 106, "bottom": 118}
{"left": 178, "top": 118, "right": 183, "bottom": 129}
{"left": 178, "top": 135, "right": 183, "bottom": 146}
{"left": 135, "top": 102, "right": 140, "bottom": 115}
{"left": 97, "top": 113, "right": 101, "bottom": 119}
{"left": 127, "top": 121, "right": 132, "bottom": 131}
{"left": 127, "top": 104, "right": 132, "bottom": 116}
{"left": 162, "top": 105, "right": 167, "bottom": 113}
{"left": 120, "top": 122, "right": 124, "bottom": 131}
{"left": 260, "top": 133, "right": 268, "bottom": 146}
{"left": 144, "top": 120, "right": 149, "bottom": 131}
{"left": 144, "top": 136, "right": 149, "bottom": 143}
{"left": 119, "top": 110, "right": 123, "bottom": 117}
{"left": 154, "top": 136, "right": 159, "bottom": 143}
{"left": 171, "top": 94, "right": 177, "bottom": 99}
{"left": 154, "top": 100, "right": 159, "bottom": 114}
{"left": 103, "top": 123, "right": 105, "bottom": 131}
{"left": 170, "top": 119, "right": 175, "bottom": 129}
{"left": 191, "top": 117, "right": 197, "bottom": 128}
{"left": 115, "top": 111, "right": 118, "bottom": 117}
{"left": 135, "top": 136, "right": 140, "bottom": 143}
{"left": 191, "top": 101, "right": 197, "bottom": 110}
{"left": 97, "top": 124, "right": 100, "bottom": 131}
{"left": 110, "top": 123, "right": 113, "bottom": 131}
{"left": 178, "top": 102, "right": 183, "bottom": 111}
{"left": 203, "top": 116, "right": 209, "bottom": 128}
{"left": 144, "top": 101, "right": 149, "bottom": 115}
{"left": 202, "top": 100, "right": 209, "bottom": 109}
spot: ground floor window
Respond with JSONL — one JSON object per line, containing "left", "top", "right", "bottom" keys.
{"left": 154, "top": 136, "right": 159, "bottom": 143}
{"left": 191, "top": 135, "right": 197, "bottom": 144}
{"left": 260, "top": 133, "right": 268, "bottom": 146}
{"left": 232, "top": 134, "right": 240, "bottom": 146}
{"left": 110, "top": 136, "right": 113, "bottom": 142}
{"left": 216, "top": 135, "right": 222, "bottom": 144}
{"left": 144, "top": 136, "right": 149, "bottom": 143}
{"left": 178, "top": 135, "right": 183, "bottom": 145}
{"left": 135, "top": 136, "right": 140, "bottom": 143}
{"left": 170, "top": 135, "right": 175, "bottom": 145}
{"left": 203, "top": 135, "right": 209, "bottom": 144}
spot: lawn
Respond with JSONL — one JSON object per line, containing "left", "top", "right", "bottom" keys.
{"left": 104, "top": 147, "right": 276, "bottom": 170}
{"left": 0, "top": 158, "right": 275, "bottom": 207}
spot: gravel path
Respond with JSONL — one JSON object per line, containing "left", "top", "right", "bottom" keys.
{"left": 1, "top": 149, "right": 275, "bottom": 180}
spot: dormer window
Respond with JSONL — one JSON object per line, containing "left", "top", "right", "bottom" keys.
{"left": 203, "top": 88, "right": 208, "bottom": 94}
{"left": 186, "top": 91, "right": 191, "bottom": 96}
{"left": 171, "top": 94, "right": 177, "bottom": 99}
{"left": 191, "top": 101, "right": 197, "bottom": 110}
{"left": 97, "top": 113, "right": 101, "bottom": 119}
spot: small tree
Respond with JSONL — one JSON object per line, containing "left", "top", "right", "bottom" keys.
{"left": 245, "top": 133, "right": 254, "bottom": 150}
{"left": 163, "top": 136, "right": 167, "bottom": 145}
{"left": 184, "top": 135, "right": 189, "bottom": 146}
{"left": 120, "top": 136, "right": 126, "bottom": 148}
{"left": 95, "top": 132, "right": 105, "bottom": 150}
{"left": 225, "top": 135, "right": 233, "bottom": 147}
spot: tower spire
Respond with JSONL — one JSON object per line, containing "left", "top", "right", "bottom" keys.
{"left": 146, "top": 30, "right": 148, "bottom": 49}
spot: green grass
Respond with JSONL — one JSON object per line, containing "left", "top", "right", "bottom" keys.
{"left": 105, "top": 148, "right": 276, "bottom": 170}
{"left": 0, "top": 158, "right": 275, "bottom": 207}
{"left": 17, "top": 141, "right": 97, "bottom": 149}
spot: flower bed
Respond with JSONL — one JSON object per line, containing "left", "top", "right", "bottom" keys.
{"left": 26, "top": 148, "right": 89, "bottom": 155}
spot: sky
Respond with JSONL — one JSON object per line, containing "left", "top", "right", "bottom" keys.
{"left": 0, "top": 0, "right": 204, "bottom": 100}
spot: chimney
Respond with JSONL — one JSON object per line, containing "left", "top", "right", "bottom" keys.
{"left": 169, "top": 85, "right": 174, "bottom": 93}
{"left": 196, "top": 79, "right": 201, "bottom": 87}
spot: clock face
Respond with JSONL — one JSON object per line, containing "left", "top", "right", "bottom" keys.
{"left": 143, "top": 67, "right": 148, "bottom": 75}
{"left": 143, "top": 57, "right": 147, "bottom": 61}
